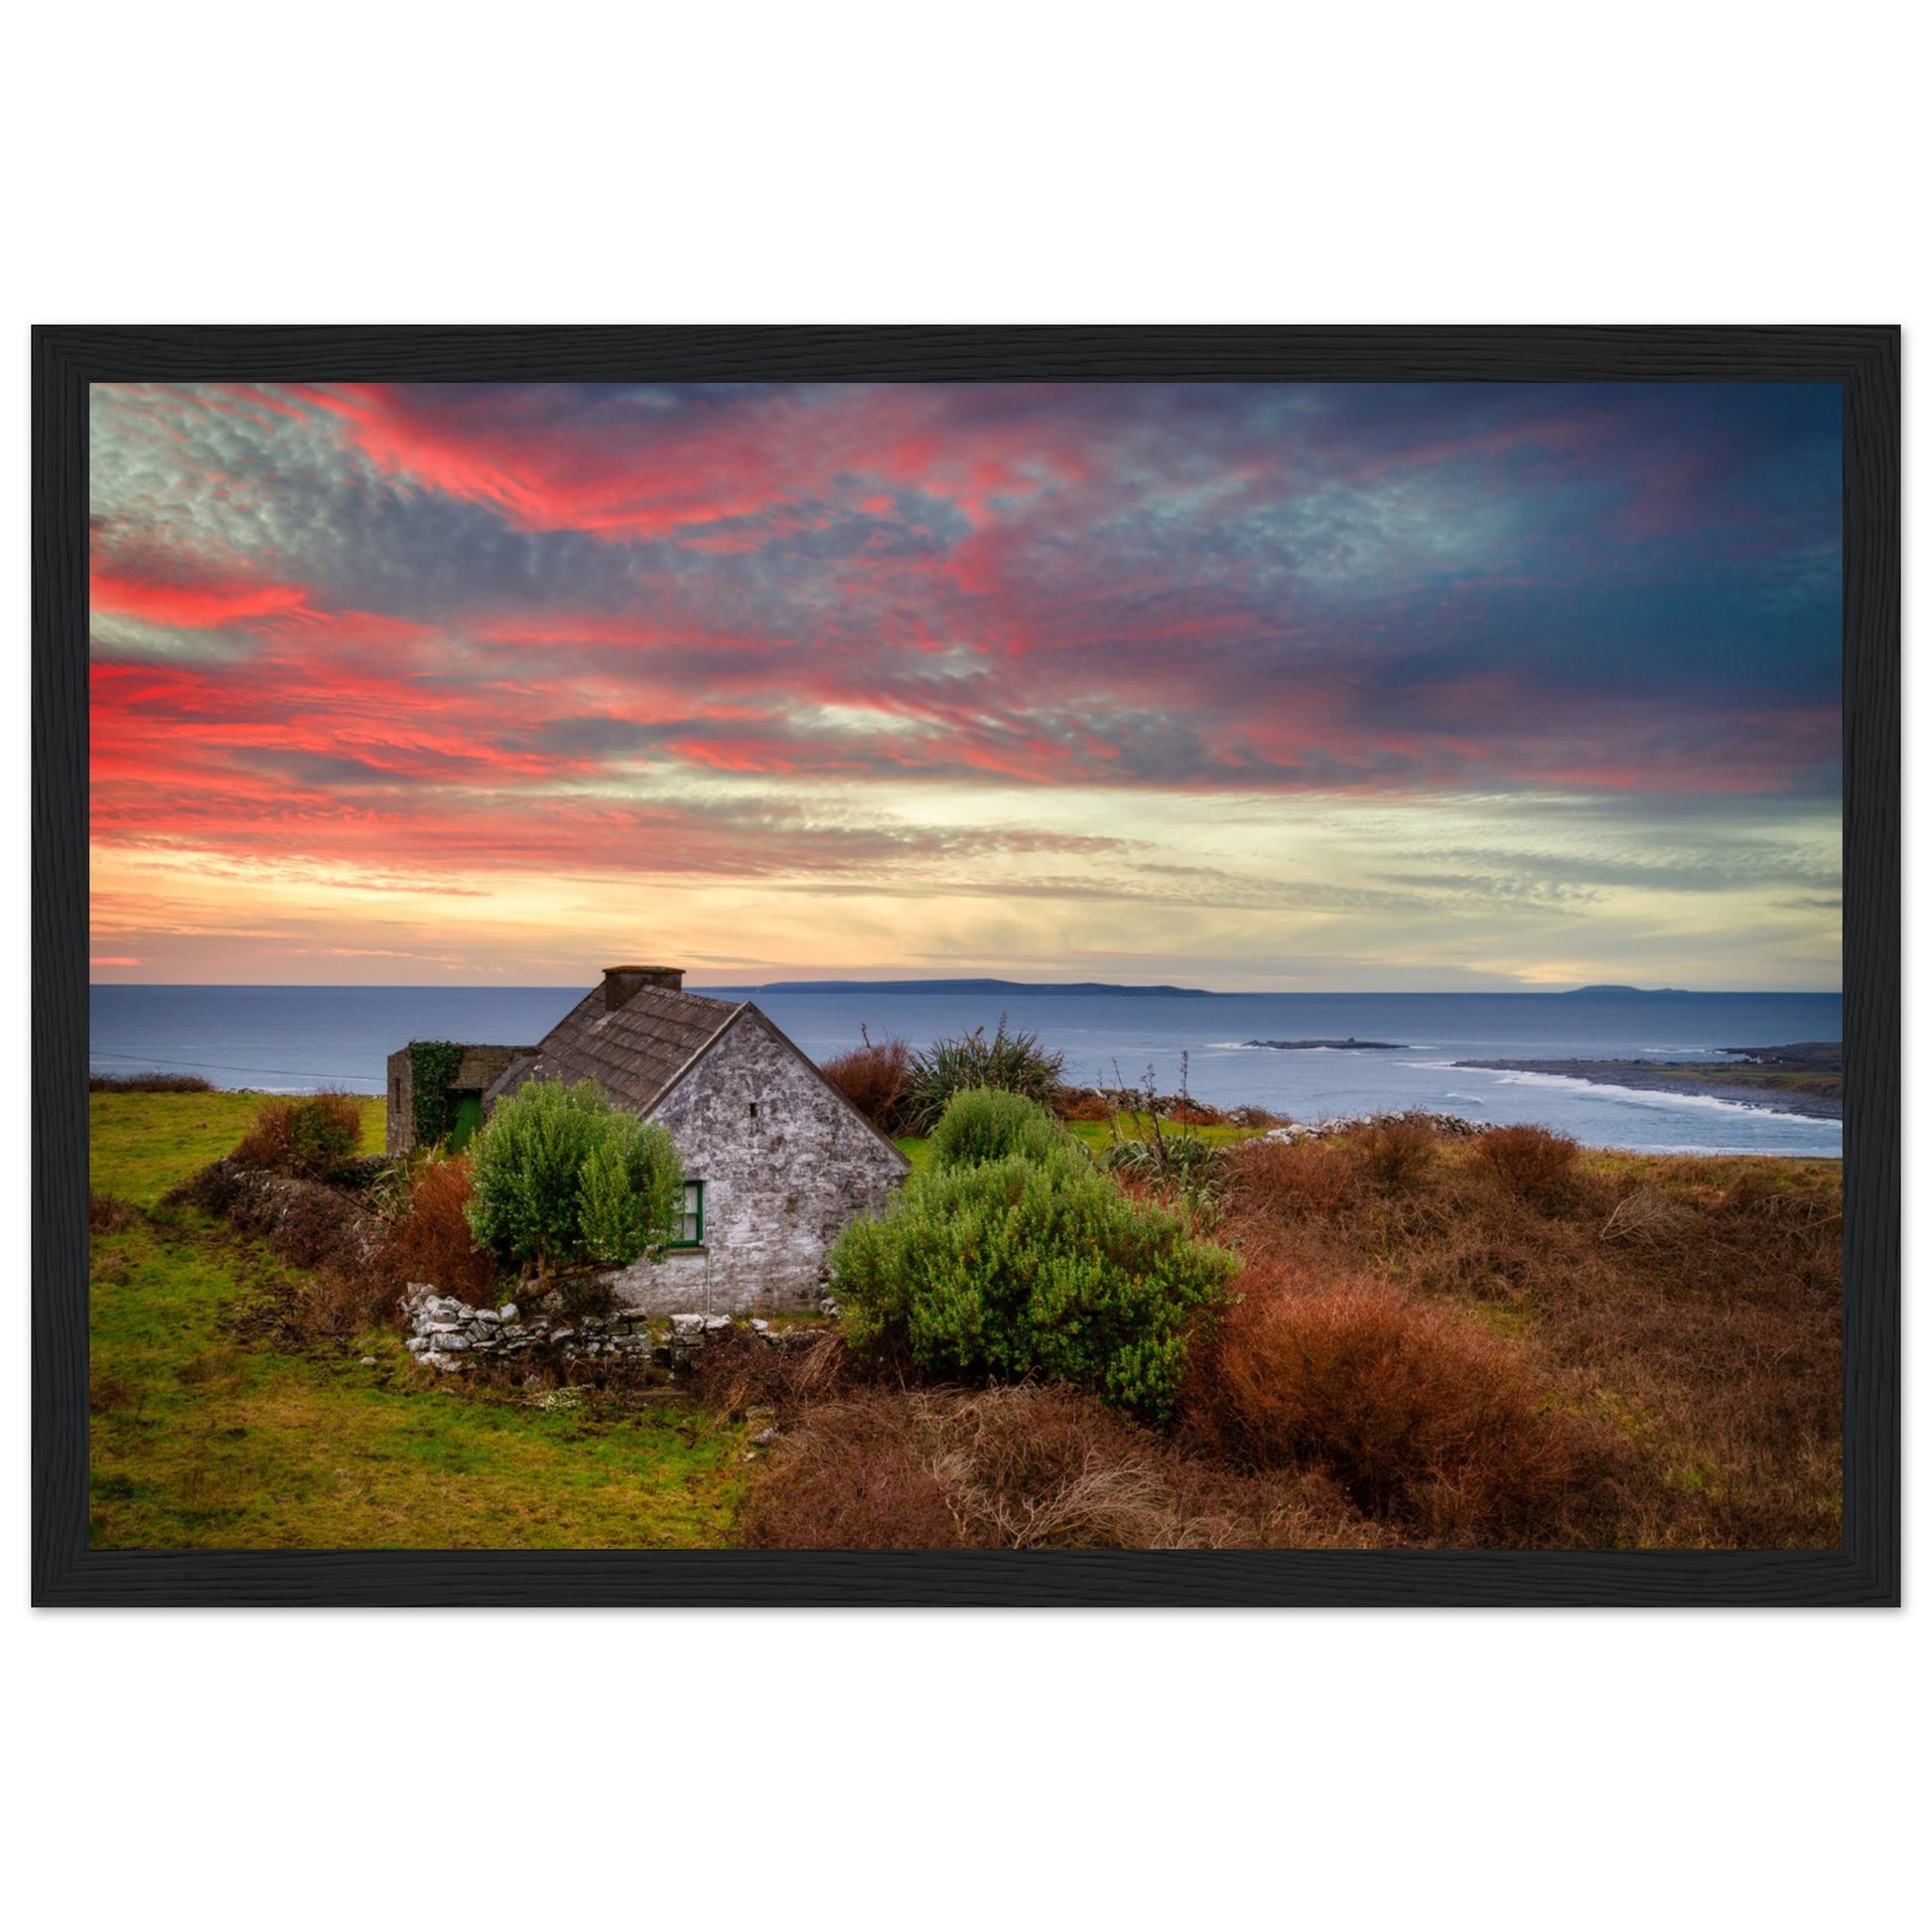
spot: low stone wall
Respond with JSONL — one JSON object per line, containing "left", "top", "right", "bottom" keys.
{"left": 401, "top": 1283, "right": 751, "bottom": 1375}
{"left": 171, "top": 1157, "right": 384, "bottom": 1274}
{"left": 1263, "top": 1111, "right": 1482, "bottom": 1145}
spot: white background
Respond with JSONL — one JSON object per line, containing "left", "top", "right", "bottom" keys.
{"left": 4, "top": 4, "right": 1922, "bottom": 1926}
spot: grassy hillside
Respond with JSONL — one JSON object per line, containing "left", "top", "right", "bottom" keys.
{"left": 88, "top": 1090, "right": 746, "bottom": 1549}
{"left": 87, "top": 1092, "right": 1842, "bottom": 1551}
{"left": 89, "top": 1088, "right": 362, "bottom": 1208}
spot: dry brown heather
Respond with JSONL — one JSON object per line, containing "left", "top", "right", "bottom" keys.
{"left": 376, "top": 1156, "right": 499, "bottom": 1308}
{"left": 735, "top": 1384, "right": 1391, "bottom": 1551}
{"left": 1204, "top": 1124, "right": 1843, "bottom": 1548}
{"left": 820, "top": 1035, "right": 915, "bottom": 1135}
{"left": 737, "top": 1120, "right": 1841, "bottom": 1551}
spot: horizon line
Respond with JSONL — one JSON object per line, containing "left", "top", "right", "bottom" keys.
{"left": 87, "top": 978, "right": 1846, "bottom": 997}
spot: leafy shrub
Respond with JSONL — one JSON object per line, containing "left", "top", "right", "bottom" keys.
{"left": 466, "top": 1078, "right": 682, "bottom": 1279}
{"left": 377, "top": 1155, "right": 498, "bottom": 1305}
{"left": 1479, "top": 1124, "right": 1581, "bottom": 1200}
{"left": 1185, "top": 1275, "right": 1613, "bottom": 1541}
{"left": 901, "top": 1015, "right": 1065, "bottom": 1132}
{"left": 1103, "top": 1133, "right": 1223, "bottom": 1191}
{"left": 928, "top": 1085, "right": 1077, "bottom": 1172}
{"left": 233, "top": 1091, "right": 364, "bottom": 1180}
{"left": 832, "top": 1093, "right": 1237, "bottom": 1424}
{"left": 821, "top": 1032, "right": 913, "bottom": 1134}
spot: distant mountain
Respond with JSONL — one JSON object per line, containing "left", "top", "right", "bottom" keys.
{"left": 741, "top": 977, "right": 1214, "bottom": 997}
{"left": 1563, "top": 984, "right": 1697, "bottom": 997}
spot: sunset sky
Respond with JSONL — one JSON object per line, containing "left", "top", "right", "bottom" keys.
{"left": 88, "top": 381, "right": 1842, "bottom": 990}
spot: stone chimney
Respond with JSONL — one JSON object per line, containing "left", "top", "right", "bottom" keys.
{"left": 603, "top": 964, "right": 684, "bottom": 1010}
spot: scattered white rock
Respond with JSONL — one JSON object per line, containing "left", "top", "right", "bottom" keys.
{"left": 1263, "top": 1110, "right": 1481, "bottom": 1144}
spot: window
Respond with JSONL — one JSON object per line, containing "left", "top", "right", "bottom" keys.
{"left": 673, "top": 1179, "right": 705, "bottom": 1246}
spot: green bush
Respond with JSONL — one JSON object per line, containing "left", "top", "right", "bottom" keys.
{"left": 833, "top": 1093, "right": 1236, "bottom": 1424}
{"left": 929, "top": 1085, "right": 1079, "bottom": 1172}
{"left": 465, "top": 1078, "right": 683, "bottom": 1279}
{"left": 233, "top": 1091, "right": 364, "bottom": 1180}
{"left": 902, "top": 1015, "right": 1065, "bottom": 1133}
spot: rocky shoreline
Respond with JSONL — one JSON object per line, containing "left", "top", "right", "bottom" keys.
{"left": 1453, "top": 1049, "right": 1843, "bottom": 1123}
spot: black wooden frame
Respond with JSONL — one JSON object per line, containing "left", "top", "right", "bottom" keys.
{"left": 33, "top": 326, "right": 1900, "bottom": 1607}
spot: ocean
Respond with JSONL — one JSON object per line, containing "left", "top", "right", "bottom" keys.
{"left": 88, "top": 984, "right": 1844, "bottom": 1158}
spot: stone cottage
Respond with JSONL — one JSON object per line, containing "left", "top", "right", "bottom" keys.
{"left": 387, "top": 965, "right": 909, "bottom": 1313}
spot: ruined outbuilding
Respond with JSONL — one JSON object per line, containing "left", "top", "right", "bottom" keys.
{"left": 385, "top": 1043, "right": 536, "bottom": 1156}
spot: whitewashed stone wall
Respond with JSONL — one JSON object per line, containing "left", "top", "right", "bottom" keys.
{"left": 608, "top": 1010, "right": 908, "bottom": 1315}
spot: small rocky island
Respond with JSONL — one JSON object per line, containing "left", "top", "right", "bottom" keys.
{"left": 1454, "top": 1042, "right": 1842, "bottom": 1121}
{"left": 1246, "top": 1036, "right": 1408, "bottom": 1050}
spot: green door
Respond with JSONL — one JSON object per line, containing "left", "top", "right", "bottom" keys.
{"left": 450, "top": 1092, "right": 484, "bottom": 1151}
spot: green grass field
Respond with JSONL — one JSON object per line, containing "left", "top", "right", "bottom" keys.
{"left": 89, "top": 1088, "right": 344, "bottom": 1208}
{"left": 896, "top": 1115, "right": 1262, "bottom": 1173}
{"left": 1661, "top": 1065, "right": 1843, "bottom": 1101}
{"left": 88, "top": 1091, "right": 748, "bottom": 1549}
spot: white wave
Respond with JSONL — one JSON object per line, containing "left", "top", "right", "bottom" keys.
{"left": 1485, "top": 1067, "right": 1840, "bottom": 1129}
{"left": 1596, "top": 1141, "right": 1843, "bottom": 1158}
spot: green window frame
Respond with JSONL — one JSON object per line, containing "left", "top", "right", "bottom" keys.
{"left": 672, "top": 1179, "right": 705, "bottom": 1247}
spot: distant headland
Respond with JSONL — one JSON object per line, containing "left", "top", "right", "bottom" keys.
{"left": 1561, "top": 984, "right": 1697, "bottom": 997}
{"left": 744, "top": 977, "right": 1214, "bottom": 997}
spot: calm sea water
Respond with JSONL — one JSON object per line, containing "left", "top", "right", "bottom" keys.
{"left": 89, "top": 984, "right": 1843, "bottom": 1157}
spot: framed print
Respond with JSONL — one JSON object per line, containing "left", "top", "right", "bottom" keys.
{"left": 32, "top": 326, "right": 1899, "bottom": 1605}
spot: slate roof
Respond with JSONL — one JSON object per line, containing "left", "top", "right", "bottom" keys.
{"left": 454, "top": 1044, "right": 537, "bottom": 1090}
{"left": 483, "top": 984, "right": 747, "bottom": 1117}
